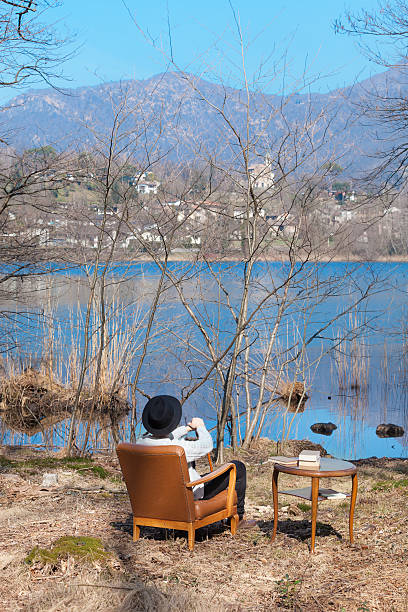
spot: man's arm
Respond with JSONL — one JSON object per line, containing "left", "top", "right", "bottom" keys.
{"left": 177, "top": 418, "right": 213, "bottom": 462}
{"left": 171, "top": 425, "right": 191, "bottom": 439}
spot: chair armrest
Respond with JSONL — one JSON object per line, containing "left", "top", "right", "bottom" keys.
{"left": 186, "top": 462, "right": 235, "bottom": 488}
{"left": 186, "top": 462, "right": 237, "bottom": 515}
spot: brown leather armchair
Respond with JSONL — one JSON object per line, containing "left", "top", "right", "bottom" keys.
{"left": 116, "top": 443, "right": 239, "bottom": 550}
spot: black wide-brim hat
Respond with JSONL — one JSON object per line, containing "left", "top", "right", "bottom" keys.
{"left": 142, "top": 395, "right": 182, "bottom": 437}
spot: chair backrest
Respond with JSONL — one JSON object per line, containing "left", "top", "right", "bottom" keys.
{"left": 116, "top": 443, "right": 196, "bottom": 523}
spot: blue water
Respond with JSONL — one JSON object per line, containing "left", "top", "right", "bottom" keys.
{"left": 2, "top": 260, "right": 408, "bottom": 458}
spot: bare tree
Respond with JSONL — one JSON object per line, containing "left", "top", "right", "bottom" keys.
{"left": 0, "top": 0, "right": 72, "bottom": 352}
{"left": 336, "top": 1, "right": 408, "bottom": 188}
{"left": 116, "top": 20, "right": 385, "bottom": 462}
{"left": 0, "top": 0, "right": 70, "bottom": 93}
{"left": 63, "top": 87, "right": 201, "bottom": 454}
{"left": 0, "top": 6, "right": 389, "bottom": 458}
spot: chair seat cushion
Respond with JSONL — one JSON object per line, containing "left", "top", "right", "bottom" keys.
{"left": 194, "top": 490, "right": 238, "bottom": 520}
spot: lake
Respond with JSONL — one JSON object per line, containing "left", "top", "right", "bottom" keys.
{"left": 1, "top": 260, "right": 408, "bottom": 459}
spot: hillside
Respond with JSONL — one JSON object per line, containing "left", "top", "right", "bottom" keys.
{"left": 1, "top": 68, "right": 406, "bottom": 174}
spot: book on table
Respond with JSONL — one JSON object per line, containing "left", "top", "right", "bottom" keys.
{"left": 297, "top": 460, "right": 320, "bottom": 469}
{"left": 298, "top": 450, "right": 321, "bottom": 461}
{"left": 298, "top": 450, "right": 320, "bottom": 468}
{"left": 269, "top": 451, "right": 322, "bottom": 468}
{"left": 268, "top": 456, "right": 298, "bottom": 466}
{"left": 318, "top": 488, "right": 347, "bottom": 499}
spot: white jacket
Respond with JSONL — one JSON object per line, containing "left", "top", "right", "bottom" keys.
{"left": 136, "top": 425, "right": 214, "bottom": 499}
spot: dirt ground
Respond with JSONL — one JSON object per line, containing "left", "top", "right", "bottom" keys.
{"left": 0, "top": 440, "right": 407, "bottom": 611}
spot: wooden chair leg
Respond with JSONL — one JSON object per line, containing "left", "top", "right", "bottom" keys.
{"left": 133, "top": 520, "right": 140, "bottom": 542}
{"left": 187, "top": 524, "right": 195, "bottom": 551}
{"left": 230, "top": 514, "right": 239, "bottom": 536}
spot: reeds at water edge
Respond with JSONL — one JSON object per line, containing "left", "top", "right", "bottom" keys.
{"left": 334, "top": 337, "right": 369, "bottom": 393}
{"left": 0, "top": 296, "right": 147, "bottom": 452}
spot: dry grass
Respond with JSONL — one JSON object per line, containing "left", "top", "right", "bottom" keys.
{"left": 0, "top": 441, "right": 407, "bottom": 611}
{"left": 20, "top": 575, "right": 209, "bottom": 612}
{"left": 0, "top": 368, "right": 129, "bottom": 435}
{"left": 277, "top": 381, "right": 308, "bottom": 407}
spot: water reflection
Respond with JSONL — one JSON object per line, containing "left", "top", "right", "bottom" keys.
{"left": 0, "top": 262, "right": 408, "bottom": 458}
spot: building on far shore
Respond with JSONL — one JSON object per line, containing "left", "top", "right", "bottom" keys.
{"left": 248, "top": 154, "right": 275, "bottom": 190}
{"left": 129, "top": 172, "right": 160, "bottom": 195}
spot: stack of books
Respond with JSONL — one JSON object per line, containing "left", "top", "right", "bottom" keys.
{"left": 298, "top": 449, "right": 321, "bottom": 469}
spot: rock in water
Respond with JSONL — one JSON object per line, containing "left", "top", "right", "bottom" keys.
{"left": 310, "top": 422, "right": 337, "bottom": 436}
{"left": 376, "top": 423, "right": 404, "bottom": 438}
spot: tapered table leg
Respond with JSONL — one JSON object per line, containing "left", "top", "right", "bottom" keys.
{"left": 349, "top": 473, "right": 358, "bottom": 543}
{"left": 310, "top": 477, "right": 319, "bottom": 553}
{"left": 271, "top": 468, "right": 279, "bottom": 542}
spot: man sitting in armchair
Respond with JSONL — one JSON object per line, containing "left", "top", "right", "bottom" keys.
{"left": 136, "top": 394, "right": 248, "bottom": 522}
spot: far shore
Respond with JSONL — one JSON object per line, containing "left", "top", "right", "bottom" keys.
{"left": 150, "top": 254, "right": 408, "bottom": 263}
{"left": 60, "top": 253, "right": 408, "bottom": 264}
{"left": 17, "top": 253, "right": 408, "bottom": 267}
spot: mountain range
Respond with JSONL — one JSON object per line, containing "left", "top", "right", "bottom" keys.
{"left": 1, "top": 68, "right": 406, "bottom": 176}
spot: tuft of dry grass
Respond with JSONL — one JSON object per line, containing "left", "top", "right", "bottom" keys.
{"left": 22, "top": 575, "right": 209, "bottom": 612}
{"left": 0, "top": 368, "right": 129, "bottom": 435}
{"left": 277, "top": 380, "right": 308, "bottom": 406}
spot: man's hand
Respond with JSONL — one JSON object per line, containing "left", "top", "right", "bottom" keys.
{"left": 187, "top": 417, "right": 205, "bottom": 430}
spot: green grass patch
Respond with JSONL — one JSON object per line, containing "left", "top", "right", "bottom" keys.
{"left": 0, "top": 456, "right": 14, "bottom": 469}
{"left": 25, "top": 536, "right": 111, "bottom": 566}
{"left": 297, "top": 502, "right": 311, "bottom": 512}
{"left": 372, "top": 481, "right": 392, "bottom": 492}
{"left": 59, "top": 458, "right": 110, "bottom": 479}
{"left": 0, "top": 455, "right": 115, "bottom": 481}
{"left": 275, "top": 573, "right": 302, "bottom": 609}
{"left": 372, "top": 478, "right": 408, "bottom": 492}
{"left": 394, "top": 478, "right": 408, "bottom": 488}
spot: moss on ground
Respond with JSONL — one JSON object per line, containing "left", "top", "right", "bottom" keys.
{"left": 297, "top": 502, "right": 311, "bottom": 512}
{"left": 0, "top": 455, "right": 121, "bottom": 482}
{"left": 0, "top": 456, "right": 14, "bottom": 469}
{"left": 372, "top": 477, "right": 408, "bottom": 491}
{"left": 25, "top": 536, "right": 111, "bottom": 566}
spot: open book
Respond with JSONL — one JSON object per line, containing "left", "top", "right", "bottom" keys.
{"left": 267, "top": 456, "right": 298, "bottom": 466}
{"left": 318, "top": 488, "right": 347, "bottom": 499}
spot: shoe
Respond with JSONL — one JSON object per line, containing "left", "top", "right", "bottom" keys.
{"left": 237, "top": 516, "right": 258, "bottom": 530}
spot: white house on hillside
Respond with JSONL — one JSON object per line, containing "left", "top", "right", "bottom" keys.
{"left": 248, "top": 154, "right": 275, "bottom": 189}
{"left": 129, "top": 172, "right": 160, "bottom": 195}
{"left": 134, "top": 181, "right": 160, "bottom": 195}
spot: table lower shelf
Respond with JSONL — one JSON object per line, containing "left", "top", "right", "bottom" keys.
{"left": 279, "top": 487, "right": 351, "bottom": 501}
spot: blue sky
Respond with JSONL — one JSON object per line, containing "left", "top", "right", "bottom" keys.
{"left": 3, "top": 0, "right": 386, "bottom": 103}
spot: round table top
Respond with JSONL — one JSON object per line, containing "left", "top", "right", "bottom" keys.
{"left": 274, "top": 457, "right": 357, "bottom": 477}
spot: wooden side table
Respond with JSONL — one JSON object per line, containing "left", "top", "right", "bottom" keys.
{"left": 271, "top": 457, "right": 358, "bottom": 553}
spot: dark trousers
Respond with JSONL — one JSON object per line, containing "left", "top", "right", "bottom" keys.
{"left": 202, "top": 460, "right": 246, "bottom": 518}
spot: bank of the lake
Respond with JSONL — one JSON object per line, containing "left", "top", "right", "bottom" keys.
{"left": 0, "top": 440, "right": 406, "bottom": 611}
